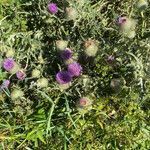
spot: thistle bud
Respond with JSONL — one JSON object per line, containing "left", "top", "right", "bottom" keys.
{"left": 84, "top": 39, "right": 99, "bottom": 57}
{"left": 117, "top": 16, "right": 136, "bottom": 33}
{"left": 110, "top": 78, "right": 125, "bottom": 92}
{"left": 137, "top": 0, "right": 148, "bottom": 10}
{"left": 32, "top": 69, "right": 41, "bottom": 78}
{"left": 77, "top": 97, "right": 92, "bottom": 113}
{"left": 11, "top": 89, "right": 24, "bottom": 100}
{"left": 60, "top": 48, "right": 73, "bottom": 60}
{"left": 37, "top": 78, "right": 48, "bottom": 88}
{"left": 56, "top": 40, "right": 68, "bottom": 51}
{"left": 66, "top": 7, "right": 78, "bottom": 21}
{"left": 0, "top": 80, "right": 10, "bottom": 90}
{"left": 16, "top": 70, "right": 26, "bottom": 80}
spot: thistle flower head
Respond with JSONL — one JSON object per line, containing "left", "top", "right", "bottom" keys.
{"left": 68, "top": 62, "right": 82, "bottom": 77}
{"left": 116, "top": 16, "right": 136, "bottom": 33}
{"left": 79, "top": 98, "right": 88, "bottom": 107}
{"left": 16, "top": 70, "right": 26, "bottom": 80}
{"left": 77, "top": 97, "right": 92, "bottom": 113}
{"left": 3, "top": 58, "right": 15, "bottom": 71}
{"left": 116, "top": 16, "right": 127, "bottom": 26}
{"left": 48, "top": 3, "right": 58, "bottom": 14}
{"left": 61, "top": 48, "right": 73, "bottom": 60}
{"left": 56, "top": 71, "right": 72, "bottom": 84}
{"left": 0, "top": 80, "right": 10, "bottom": 89}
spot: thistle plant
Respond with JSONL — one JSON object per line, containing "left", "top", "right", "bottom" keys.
{"left": 0, "top": 0, "right": 149, "bottom": 149}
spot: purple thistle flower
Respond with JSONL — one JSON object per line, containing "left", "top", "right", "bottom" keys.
{"left": 61, "top": 48, "right": 73, "bottom": 60}
{"left": 48, "top": 3, "right": 58, "bottom": 14}
{"left": 16, "top": 70, "right": 26, "bottom": 80}
{"left": 116, "top": 16, "right": 127, "bottom": 26}
{"left": 0, "top": 80, "right": 10, "bottom": 89}
{"left": 3, "top": 58, "right": 15, "bottom": 71}
{"left": 56, "top": 71, "right": 72, "bottom": 84}
{"left": 68, "top": 62, "right": 82, "bottom": 77}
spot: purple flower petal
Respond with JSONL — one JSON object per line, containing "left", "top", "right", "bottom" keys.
{"left": 60, "top": 48, "right": 73, "bottom": 60}
{"left": 16, "top": 70, "right": 26, "bottom": 80}
{"left": 116, "top": 16, "right": 127, "bottom": 25}
{"left": 68, "top": 62, "right": 82, "bottom": 77}
{"left": 0, "top": 80, "right": 10, "bottom": 89}
{"left": 56, "top": 71, "right": 72, "bottom": 84}
{"left": 3, "top": 58, "right": 15, "bottom": 71}
{"left": 48, "top": 3, "right": 58, "bottom": 14}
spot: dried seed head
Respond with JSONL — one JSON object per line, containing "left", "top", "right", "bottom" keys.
{"left": 68, "top": 62, "right": 82, "bottom": 77}
{"left": 3, "top": 58, "right": 15, "bottom": 71}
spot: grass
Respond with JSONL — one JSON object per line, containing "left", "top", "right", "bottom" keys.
{"left": 0, "top": 0, "right": 150, "bottom": 149}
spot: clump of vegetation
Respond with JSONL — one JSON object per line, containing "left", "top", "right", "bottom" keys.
{"left": 0, "top": 0, "right": 149, "bottom": 149}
